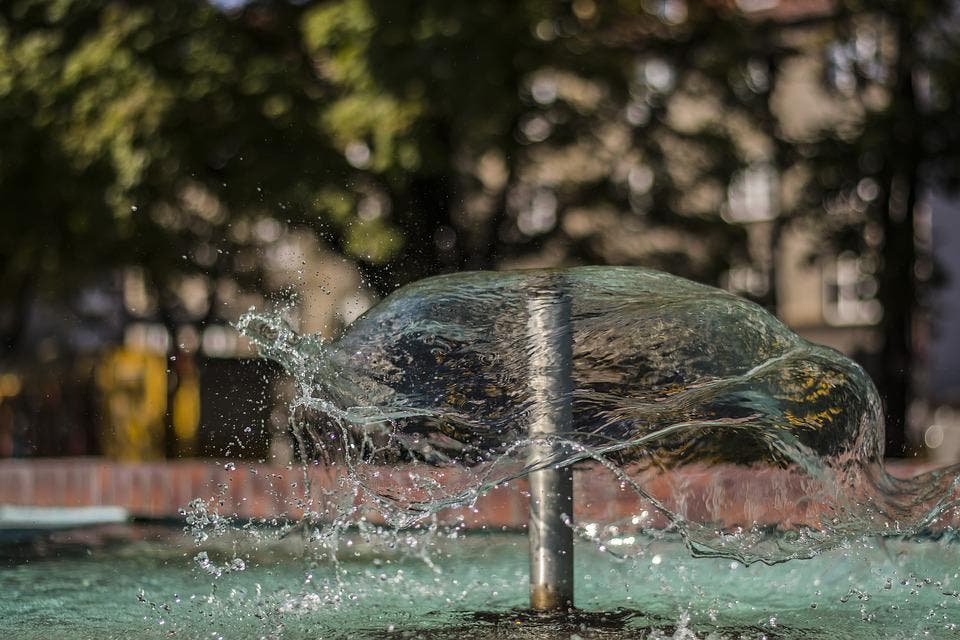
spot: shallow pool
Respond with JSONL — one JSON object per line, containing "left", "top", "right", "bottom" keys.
{"left": 2, "top": 524, "right": 959, "bottom": 639}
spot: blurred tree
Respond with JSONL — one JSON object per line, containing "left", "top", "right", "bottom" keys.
{"left": 299, "top": 0, "right": 797, "bottom": 289}
{"left": 4, "top": 0, "right": 957, "bottom": 457}
{"left": 0, "top": 0, "right": 353, "bottom": 457}
{"left": 0, "top": 0, "right": 813, "bottom": 329}
{"left": 0, "top": 0, "right": 355, "bottom": 354}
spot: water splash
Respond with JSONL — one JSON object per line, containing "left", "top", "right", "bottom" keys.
{"left": 237, "top": 266, "right": 960, "bottom": 563}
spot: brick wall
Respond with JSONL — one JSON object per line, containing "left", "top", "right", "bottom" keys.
{"left": 0, "top": 458, "right": 954, "bottom": 530}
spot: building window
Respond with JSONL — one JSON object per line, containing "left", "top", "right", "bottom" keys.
{"left": 822, "top": 251, "right": 882, "bottom": 326}
{"left": 723, "top": 264, "right": 769, "bottom": 299}
{"left": 723, "top": 163, "right": 778, "bottom": 223}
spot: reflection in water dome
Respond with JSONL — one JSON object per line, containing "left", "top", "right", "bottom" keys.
{"left": 239, "top": 267, "right": 960, "bottom": 564}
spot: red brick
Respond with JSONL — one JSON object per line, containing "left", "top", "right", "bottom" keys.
{"left": 0, "top": 458, "right": 955, "bottom": 532}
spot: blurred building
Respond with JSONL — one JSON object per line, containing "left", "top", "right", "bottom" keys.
{"left": 113, "top": 230, "right": 373, "bottom": 462}
{"left": 920, "top": 192, "right": 960, "bottom": 462}
{"left": 0, "top": 226, "right": 374, "bottom": 462}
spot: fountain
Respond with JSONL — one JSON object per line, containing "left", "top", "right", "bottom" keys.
{"left": 6, "top": 266, "right": 960, "bottom": 639}
{"left": 236, "top": 266, "right": 960, "bottom": 617}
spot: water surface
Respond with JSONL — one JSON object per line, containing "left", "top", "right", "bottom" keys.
{"left": 3, "top": 524, "right": 960, "bottom": 639}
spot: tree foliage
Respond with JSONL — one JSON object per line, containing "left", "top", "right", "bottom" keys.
{"left": 0, "top": 0, "right": 344, "bottom": 344}
{"left": 299, "top": 0, "right": 775, "bottom": 286}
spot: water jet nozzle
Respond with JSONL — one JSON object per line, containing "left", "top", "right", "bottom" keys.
{"left": 527, "top": 288, "right": 575, "bottom": 610}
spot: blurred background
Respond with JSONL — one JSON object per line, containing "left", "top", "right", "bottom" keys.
{"left": 2, "top": 0, "right": 960, "bottom": 470}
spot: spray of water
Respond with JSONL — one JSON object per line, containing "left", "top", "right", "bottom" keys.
{"left": 237, "top": 266, "right": 960, "bottom": 564}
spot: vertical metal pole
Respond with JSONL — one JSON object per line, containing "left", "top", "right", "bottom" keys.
{"left": 527, "top": 288, "right": 574, "bottom": 611}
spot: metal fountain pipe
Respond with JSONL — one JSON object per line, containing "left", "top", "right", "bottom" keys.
{"left": 526, "top": 286, "right": 575, "bottom": 611}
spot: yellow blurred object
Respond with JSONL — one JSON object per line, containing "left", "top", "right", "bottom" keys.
{"left": 0, "top": 373, "right": 21, "bottom": 399}
{"left": 96, "top": 349, "right": 167, "bottom": 460}
{"left": 172, "top": 357, "right": 201, "bottom": 457}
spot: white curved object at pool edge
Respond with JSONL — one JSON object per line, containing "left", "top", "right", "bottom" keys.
{"left": 0, "top": 505, "right": 129, "bottom": 529}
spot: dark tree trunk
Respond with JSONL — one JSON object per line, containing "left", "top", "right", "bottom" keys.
{"left": 358, "top": 169, "right": 456, "bottom": 297}
{"left": 879, "top": 12, "right": 921, "bottom": 458}
{"left": 408, "top": 172, "right": 455, "bottom": 273}
{"left": 365, "top": 121, "right": 458, "bottom": 294}
{"left": 879, "top": 175, "right": 916, "bottom": 458}
{"left": 1, "top": 276, "right": 35, "bottom": 359}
